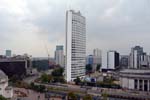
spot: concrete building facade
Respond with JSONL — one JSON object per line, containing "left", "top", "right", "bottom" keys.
{"left": 140, "top": 52, "right": 149, "bottom": 68}
{"left": 120, "top": 69, "right": 150, "bottom": 91}
{"left": 86, "top": 55, "right": 94, "bottom": 65}
{"left": 107, "top": 51, "right": 119, "bottom": 70}
{"left": 55, "top": 45, "right": 65, "bottom": 67}
{"left": 0, "top": 55, "right": 32, "bottom": 78}
{"left": 65, "top": 10, "right": 86, "bottom": 82}
{"left": 93, "top": 49, "right": 102, "bottom": 71}
{"left": 120, "top": 55, "right": 129, "bottom": 69}
{"left": 130, "top": 46, "right": 143, "bottom": 69}
{"left": 5, "top": 50, "right": 11, "bottom": 57}
{"left": 130, "top": 46, "right": 149, "bottom": 69}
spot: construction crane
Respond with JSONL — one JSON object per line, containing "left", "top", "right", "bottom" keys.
{"left": 44, "top": 43, "right": 50, "bottom": 67}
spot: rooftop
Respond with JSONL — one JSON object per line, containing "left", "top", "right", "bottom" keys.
{"left": 119, "top": 69, "right": 150, "bottom": 79}
{"left": 120, "top": 69, "right": 150, "bottom": 74}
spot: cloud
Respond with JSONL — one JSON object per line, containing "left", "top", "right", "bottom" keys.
{"left": 0, "top": 0, "right": 150, "bottom": 57}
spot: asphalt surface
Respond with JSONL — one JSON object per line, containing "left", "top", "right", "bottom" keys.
{"left": 22, "top": 72, "right": 150, "bottom": 100}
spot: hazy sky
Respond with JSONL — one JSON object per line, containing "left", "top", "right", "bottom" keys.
{"left": 0, "top": 0, "right": 150, "bottom": 57}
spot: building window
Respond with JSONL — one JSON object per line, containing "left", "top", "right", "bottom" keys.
{"left": 134, "top": 79, "right": 138, "bottom": 89}
{"left": 139, "top": 80, "right": 143, "bottom": 91}
{"left": 144, "top": 80, "right": 148, "bottom": 91}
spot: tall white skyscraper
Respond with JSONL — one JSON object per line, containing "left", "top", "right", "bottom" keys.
{"left": 66, "top": 10, "right": 86, "bottom": 82}
{"left": 55, "top": 45, "right": 64, "bottom": 67}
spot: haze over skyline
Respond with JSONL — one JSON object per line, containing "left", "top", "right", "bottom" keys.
{"left": 0, "top": 0, "right": 150, "bottom": 57}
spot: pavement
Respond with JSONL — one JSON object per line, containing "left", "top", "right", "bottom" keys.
{"left": 11, "top": 88, "right": 45, "bottom": 100}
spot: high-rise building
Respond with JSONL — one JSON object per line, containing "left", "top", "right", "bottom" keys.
{"left": 93, "top": 48, "right": 102, "bottom": 71}
{"left": 120, "top": 55, "right": 129, "bottom": 69}
{"left": 66, "top": 10, "right": 86, "bottom": 82}
{"left": 55, "top": 45, "right": 64, "bottom": 67}
{"left": 101, "top": 51, "right": 107, "bottom": 70}
{"left": 93, "top": 49, "right": 101, "bottom": 57}
{"left": 107, "top": 51, "right": 120, "bottom": 70}
{"left": 130, "top": 46, "right": 144, "bottom": 69}
{"left": 86, "top": 55, "right": 94, "bottom": 65}
{"left": 6, "top": 50, "right": 11, "bottom": 57}
{"left": 140, "top": 52, "right": 148, "bottom": 68}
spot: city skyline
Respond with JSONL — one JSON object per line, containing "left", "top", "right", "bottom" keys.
{"left": 0, "top": 0, "right": 150, "bottom": 57}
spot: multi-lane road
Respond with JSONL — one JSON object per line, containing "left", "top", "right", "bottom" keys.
{"left": 34, "top": 82, "right": 150, "bottom": 100}
{"left": 23, "top": 72, "right": 150, "bottom": 100}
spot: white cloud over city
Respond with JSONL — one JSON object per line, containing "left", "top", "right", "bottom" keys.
{"left": 0, "top": 0, "right": 150, "bottom": 57}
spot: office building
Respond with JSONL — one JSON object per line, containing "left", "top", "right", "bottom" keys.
{"left": 93, "top": 49, "right": 102, "bottom": 71}
{"left": 101, "top": 51, "right": 107, "bottom": 70}
{"left": 86, "top": 55, "right": 94, "bottom": 65}
{"left": 5, "top": 50, "right": 11, "bottom": 57}
{"left": 66, "top": 10, "right": 86, "bottom": 82}
{"left": 0, "top": 54, "right": 32, "bottom": 78}
{"left": 120, "top": 55, "right": 129, "bottom": 69}
{"left": 130, "top": 46, "right": 143, "bottom": 69}
{"left": 93, "top": 48, "right": 101, "bottom": 57}
{"left": 129, "top": 46, "right": 149, "bottom": 69}
{"left": 86, "top": 54, "right": 102, "bottom": 72}
{"left": 140, "top": 52, "right": 149, "bottom": 68}
{"left": 32, "top": 57, "right": 55, "bottom": 70}
{"left": 148, "top": 55, "right": 150, "bottom": 68}
{"left": 55, "top": 45, "right": 64, "bottom": 67}
{"left": 107, "top": 51, "right": 119, "bottom": 70}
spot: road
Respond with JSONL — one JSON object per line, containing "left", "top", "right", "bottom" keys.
{"left": 35, "top": 82, "right": 150, "bottom": 100}
{"left": 23, "top": 75, "right": 40, "bottom": 84}
{"left": 23, "top": 71, "right": 150, "bottom": 100}
{"left": 11, "top": 88, "right": 45, "bottom": 100}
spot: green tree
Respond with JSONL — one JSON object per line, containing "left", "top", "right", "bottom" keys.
{"left": 83, "top": 94, "right": 92, "bottom": 100}
{"left": 104, "top": 76, "right": 114, "bottom": 84}
{"left": 37, "top": 85, "right": 46, "bottom": 92}
{"left": 41, "top": 73, "right": 49, "bottom": 83}
{"left": 41, "top": 73, "right": 53, "bottom": 83}
{"left": 30, "top": 82, "right": 35, "bottom": 87}
{"left": 86, "top": 64, "right": 92, "bottom": 72}
{"left": 102, "top": 92, "right": 108, "bottom": 100}
{"left": 68, "top": 92, "right": 77, "bottom": 100}
{"left": 74, "top": 77, "right": 81, "bottom": 85}
{"left": 96, "top": 64, "right": 101, "bottom": 71}
{"left": 30, "top": 82, "right": 46, "bottom": 92}
{"left": 0, "top": 95, "right": 7, "bottom": 100}
{"left": 52, "top": 68, "right": 64, "bottom": 77}
{"left": 53, "top": 76, "right": 66, "bottom": 83}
